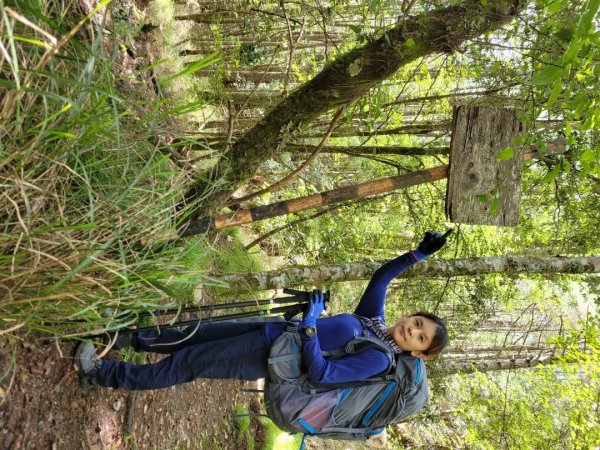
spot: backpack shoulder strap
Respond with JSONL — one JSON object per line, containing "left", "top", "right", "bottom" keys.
{"left": 320, "top": 335, "right": 396, "bottom": 376}
{"left": 320, "top": 336, "right": 388, "bottom": 357}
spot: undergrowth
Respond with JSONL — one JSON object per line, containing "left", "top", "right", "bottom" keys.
{"left": 231, "top": 404, "right": 302, "bottom": 450}
{"left": 0, "top": 0, "right": 224, "bottom": 338}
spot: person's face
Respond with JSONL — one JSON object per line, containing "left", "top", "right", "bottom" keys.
{"left": 389, "top": 315, "right": 438, "bottom": 358}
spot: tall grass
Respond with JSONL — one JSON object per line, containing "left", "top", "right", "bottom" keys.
{"left": 0, "top": 0, "right": 221, "bottom": 337}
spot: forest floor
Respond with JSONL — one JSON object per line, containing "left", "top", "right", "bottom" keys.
{"left": 0, "top": 333, "right": 260, "bottom": 450}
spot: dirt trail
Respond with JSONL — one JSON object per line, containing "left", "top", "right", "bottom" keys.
{"left": 0, "top": 335, "right": 257, "bottom": 450}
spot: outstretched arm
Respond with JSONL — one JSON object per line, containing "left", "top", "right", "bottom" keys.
{"left": 355, "top": 230, "right": 451, "bottom": 318}
{"left": 354, "top": 251, "right": 424, "bottom": 318}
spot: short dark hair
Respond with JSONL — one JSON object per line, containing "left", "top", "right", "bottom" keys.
{"left": 410, "top": 312, "right": 449, "bottom": 356}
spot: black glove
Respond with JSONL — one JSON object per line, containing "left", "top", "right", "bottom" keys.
{"left": 417, "top": 230, "right": 451, "bottom": 256}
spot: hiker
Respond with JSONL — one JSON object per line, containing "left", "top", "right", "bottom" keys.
{"left": 75, "top": 231, "right": 450, "bottom": 390}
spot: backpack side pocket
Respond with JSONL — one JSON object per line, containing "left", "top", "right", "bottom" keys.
{"left": 267, "top": 329, "right": 303, "bottom": 382}
{"left": 265, "top": 384, "right": 344, "bottom": 434}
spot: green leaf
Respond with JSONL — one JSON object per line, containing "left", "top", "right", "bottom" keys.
{"left": 546, "top": 79, "right": 563, "bottom": 109}
{"left": 146, "top": 279, "right": 177, "bottom": 298}
{"left": 581, "top": 113, "right": 596, "bottom": 130}
{"left": 527, "top": 66, "right": 562, "bottom": 85}
{"left": 496, "top": 147, "right": 515, "bottom": 160}
{"left": 32, "top": 103, "right": 72, "bottom": 130}
{"left": 579, "top": 161, "right": 592, "bottom": 178}
{"left": 580, "top": 149, "right": 596, "bottom": 163}
{"left": 348, "top": 60, "right": 361, "bottom": 77}
{"left": 547, "top": 1, "right": 563, "bottom": 13}
{"left": 13, "top": 35, "right": 52, "bottom": 49}
{"left": 46, "top": 131, "right": 76, "bottom": 138}
{"left": 562, "top": 39, "right": 583, "bottom": 64}
{"left": 554, "top": 28, "right": 574, "bottom": 43}
{"left": 577, "top": 0, "right": 600, "bottom": 35}
{"left": 139, "top": 58, "right": 171, "bottom": 72}
{"left": 489, "top": 197, "right": 499, "bottom": 215}
{"left": 541, "top": 165, "right": 561, "bottom": 183}
{"left": 158, "top": 100, "right": 207, "bottom": 119}
{"left": 572, "top": 91, "right": 590, "bottom": 117}
{"left": 405, "top": 38, "right": 415, "bottom": 48}
{"left": 349, "top": 25, "right": 362, "bottom": 34}
{"left": 160, "top": 51, "right": 220, "bottom": 85}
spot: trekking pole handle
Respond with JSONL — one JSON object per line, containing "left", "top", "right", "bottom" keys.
{"left": 279, "top": 288, "right": 331, "bottom": 320}
{"left": 282, "top": 288, "right": 331, "bottom": 305}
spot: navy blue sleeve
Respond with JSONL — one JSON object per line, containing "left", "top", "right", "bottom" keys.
{"left": 301, "top": 337, "right": 390, "bottom": 383}
{"left": 354, "top": 250, "right": 425, "bottom": 319}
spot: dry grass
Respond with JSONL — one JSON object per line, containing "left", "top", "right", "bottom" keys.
{"left": 0, "top": 0, "right": 220, "bottom": 337}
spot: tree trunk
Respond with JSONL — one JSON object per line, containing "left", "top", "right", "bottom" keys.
{"left": 201, "top": 142, "right": 450, "bottom": 156}
{"left": 297, "top": 121, "right": 451, "bottom": 138}
{"left": 283, "top": 144, "right": 450, "bottom": 156}
{"left": 178, "top": 165, "right": 449, "bottom": 237}
{"left": 444, "top": 354, "right": 560, "bottom": 375}
{"left": 381, "top": 83, "right": 519, "bottom": 107}
{"left": 212, "top": 255, "right": 600, "bottom": 292}
{"left": 204, "top": 89, "right": 284, "bottom": 108}
{"left": 181, "top": 0, "right": 527, "bottom": 217}
{"left": 444, "top": 344, "right": 554, "bottom": 355}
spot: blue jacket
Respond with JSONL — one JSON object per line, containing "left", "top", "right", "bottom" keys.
{"left": 264, "top": 250, "right": 426, "bottom": 383}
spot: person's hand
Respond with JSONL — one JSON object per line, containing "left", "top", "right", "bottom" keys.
{"left": 417, "top": 230, "right": 451, "bottom": 256}
{"left": 301, "top": 290, "right": 325, "bottom": 328}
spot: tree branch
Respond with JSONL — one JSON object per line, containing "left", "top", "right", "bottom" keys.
{"left": 224, "top": 106, "right": 345, "bottom": 207}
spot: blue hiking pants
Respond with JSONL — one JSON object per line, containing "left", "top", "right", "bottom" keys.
{"left": 96, "top": 321, "right": 270, "bottom": 390}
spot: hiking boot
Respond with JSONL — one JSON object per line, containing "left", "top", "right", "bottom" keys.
{"left": 75, "top": 341, "right": 103, "bottom": 385}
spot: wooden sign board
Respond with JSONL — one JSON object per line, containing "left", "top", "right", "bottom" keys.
{"left": 445, "top": 106, "right": 524, "bottom": 226}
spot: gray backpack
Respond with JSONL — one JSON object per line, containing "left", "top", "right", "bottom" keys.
{"left": 264, "top": 320, "right": 429, "bottom": 442}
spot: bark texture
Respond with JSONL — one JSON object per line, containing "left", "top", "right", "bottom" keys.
{"left": 444, "top": 354, "right": 559, "bottom": 375}
{"left": 183, "top": 0, "right": 528, "bottom": 217}
{"left": 446, "top": 106, "right": 523, "bottom": 226}
{"left": 283, "top": 144, "right": 450, "bottom": 156}
{"left": 213, "top": 256, "right": 600, "bottom": 293}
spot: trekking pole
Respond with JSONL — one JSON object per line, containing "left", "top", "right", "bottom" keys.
{"left": 110, "top": 289, "right": 311, "bottom": 323}
{"left": 82, "top": 289, "right": 329, "bottom": 339}
{"left": 62, "top": 288, "right": 313, "bottom": 327}
{"left": 123, "top": 302, "right": 308, "bottom": 335}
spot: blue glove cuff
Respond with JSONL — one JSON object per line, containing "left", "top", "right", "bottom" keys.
{"left": 412, "top": 249, "right": 428, "bottom": 261}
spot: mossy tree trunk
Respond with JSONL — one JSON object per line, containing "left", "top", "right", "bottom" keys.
{"left": 213, "top": 256, "right": 600, "bottom": 293}
{"left": 182, "top": 0, "right": 527, "bottom": 219}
